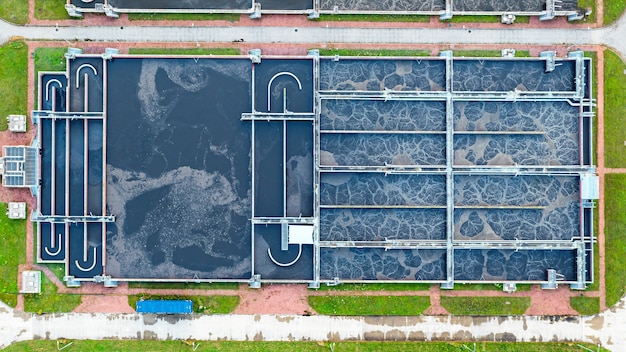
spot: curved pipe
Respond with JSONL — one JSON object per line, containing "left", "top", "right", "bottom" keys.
{"left": 267, "top": 72, "right": 302, "bottom": 112}
{"left": 45, "top": 79, "right": 63, "bottom": 101}
{"left": 74, "top": 247, "right": 97, "bottom": 272}
{"left": 75, "top": 63, "right": 97, "bottom": 89}
{"left": 267, "top": 244, "right": 303, "bottom": 267}
{"left": 44, "top": 233, "right": 63, "bottom": 257}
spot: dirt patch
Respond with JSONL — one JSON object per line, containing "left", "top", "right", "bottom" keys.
{"left": 233, "top": 284, "right": 310, "bottom": 315}
{"left": 73, "top": 294, "right": 134, "bottom": 313}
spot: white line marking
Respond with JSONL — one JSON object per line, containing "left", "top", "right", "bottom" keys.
{"left": 267, "top": 72, "right": 302, "bottom": 112}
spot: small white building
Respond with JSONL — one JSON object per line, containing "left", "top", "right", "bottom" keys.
{"left": 7, "top": 115, "right": 26, "bottom": 133}
{"left": 7, "top": 202, "right": 26, "bottom": 219}
{"left": 21, "top": 271, "right": 41, "bottom": 294}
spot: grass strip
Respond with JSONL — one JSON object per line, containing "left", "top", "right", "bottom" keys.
{"left": 315, "top": 14, "right": 430, "bottom": 22}
{"left": 569, "top": 0, "right": 596, "bottom": 24}
{"left": 0, "top": 0, "right": 28, "bottom": 25}
{"left": 453, "top": 283, "right": 531, "bottom": 291}
{"left": 128, "top": 293, "right": 239, "bottom": 314}
{"left": 441, "top": 296, "right": 530, "bottom": 315}
{"left": 128, "top": 13, "right": 239, "bottom": 21}
{"left": 604, "top": 0, "right": 626, "bottom": 25}
{"left": 314, "top": 282, "right": 430, "bottom": 291}
{"left": 308, "top": 295, "right": 430, "bottom": 315}
{"left": 129, "top": 48, "right": 240, "bottom": 55}
{"left": 127, "top": 282, "right": 239, "bottom": 290}
{"left": 23, "top": 275, "right": 81, "bottom": 313}
{"left": 43, "top": 263, "right": 66, "bottom": 283}
{"left": 34, "top": 0, "right": 76, "bottom": 20}
{"left": 442, "top": 15, "right": 530, "bottom": 23}
{"left": 318, "top": 48, "right": 431, "bottom": 56}
{"left": 0, "top": 203, "right": 26, "bottom": 307}
{"left": 604, "top": 174, "right": 626, "bottom": 307}
{"left": 2, "top": 340, "right": 610, "bottom": 351}
{"left": 603, "top": 49, "right": 626, "bottom": 168}
{"left": 452, "top": 49, "right": 531, "bottom": 57}
{"left": 570, "top": 296, "right": 600, "bottom": 315}
{"left": 0, "top": 41, "right": 28, "bottom": 131}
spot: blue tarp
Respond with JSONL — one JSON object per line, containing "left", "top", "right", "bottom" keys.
{"left": 136, "top": 300, "right": 193, "bottom": 314}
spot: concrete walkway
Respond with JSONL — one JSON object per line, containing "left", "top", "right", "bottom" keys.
{"left": 0, "top": 296, "right": 624, "bottom": 349}
{"left": 0, "top": 15, "right": 625, "bottom": 58}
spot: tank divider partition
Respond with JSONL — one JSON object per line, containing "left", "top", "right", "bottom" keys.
{"left": 318, "top": 92, "right": 447, "bottom": 101}
{"left": 321, "top": 130, "right": 446, "bottom": 135}
{"left": 312, "top": 52, "right": 321, "bottom": 288}
{"left": 283, "top": 109, "right": 287, "bottom": 220}
{"left": 32, "top": 111, "right": 104, "bottom": 120}
{"left": 318, "top": 92, "right": 580, "bottom": 102}
{"left": 453, "top": 166, "right": 594, "bottom": 174}
{"left": 241, "top": 112, "right": 315, "bottom": 121}
{"left": 454, "top": 205, "right": 546, "bottom": 209}
{"left": 31, "top": 214, "right": 115, "bottom": 223}
{"left": 64, "top": 117, "right": 70, "bottom": 281}
{"left": 63, "top": 55, "right": 71, "bottom": 282}
{"left": 319, "top": 241, "right": 447, "bottom": 249}
{"left": 444, "top": 52, "right": 455, "bottom": 289}
{"left": 320, "top": 205, "right": 446, "bottom": 209}
{"left": 319, "top": 240, "right": 579, "bottom": 250}
{"left": 250, "top": 59, "right": 256, "bottom": 280}
{"left": 36, "top": 114, "right": 44, "bottom": 263}
{"left": 320, "top": 166, "right": 446, "bottom": 173}
{"left": 252, "top": 217, "right": 315, "bottom": 225}
{"left": 102, "top": 53, "right": 109, "bottom": 275}
{"left": 454, "top": 131, "right": 547, "bottom": 135}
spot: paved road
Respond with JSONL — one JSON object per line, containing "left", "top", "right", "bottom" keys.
{"left": 0, "top": 16, "right": 625, "bottom": 57}
{"left": 0, "top": 296, "right": 624, "bottom": 349}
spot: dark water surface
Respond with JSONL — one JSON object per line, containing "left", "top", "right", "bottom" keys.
{"left": 105, "top": 58, "right": 252, "bottom": 279}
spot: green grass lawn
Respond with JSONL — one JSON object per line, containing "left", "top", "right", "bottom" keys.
{"left": 23, "top": 274, "right": 81, "bottom": 313}
{"left": 127, "top": 282, "right": 239, "bottom": 290}
{"left": 0, "top": 41, "right": 28, "bottom": 131}
{"left": 1, "top": 340, "right": 610, "bottom": 351}
{"left": 604, "top": 0, "right": 626, "bottom": 25}
{"left": 314, "top": 282, "right": 430, "bottom": 291}
{"left": 318, "top": 48, "right": 431, "bottom": 57}
{"left": 128, "top": 13, "right": 240, "bottom": 21}
{"left": 442, "top": 15, "right": 530, "bottom": 23}
{"left": 569, "top": 0, "right": 596, "bottom": 24}
{"left": 570, "top": 296, "right": 600, "bottom": 315}
{"left": 43, "top": 263, "right": 65, "bottom": 283}
{"left": 128, "top": 294, "right": 239, "bottom": 314}
{"left": 315, "top": 14, "right": 430, "bottom": 22}
{"left": 33, "top": 47, "right": 68, "bottom": 108}
{"left": 34, "top": 0, "right": 76, "bottom": 20}
{"left": 604, "top": 174, "right": 626, "bottom": 307}
{"left": 604, "top": 50, "right": 626, "bottom": 168}
{"left": 308, "top": 296, "right": 430, "bottom": 315}
{"left": 128, "top": 48, "right": 240, "bottom": 55}
{"left": 0, "top": 203, "right": 26, "bottom": 307}
{"left": 0, "top": 0, "right": 28, "bottom": 24}
{"left": 440, "top": 296, "right": 530, "bottom": 315}
{"left": 33, "top": 47, "right": 67, "bottom": 73}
